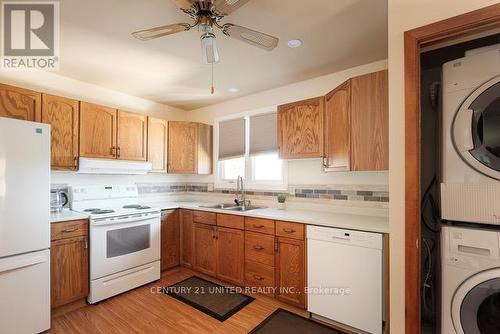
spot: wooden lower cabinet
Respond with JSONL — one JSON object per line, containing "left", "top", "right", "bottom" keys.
{"left": 180, "top": 209, "right": 194, "bottom": 268}
{"left": 193, "top": 223, "right": 217, "bottom": 276}
{"left": 216, "top": 227, "right": 244, "bottom": 286}
{"left": 275, "top": 237, "right": 306, "bottom": 309}
{"left": 161, "top": 210, "right": 180, "bottom": 271}
{"left": 50, "top": 220, "right": 89, "bottom": 309}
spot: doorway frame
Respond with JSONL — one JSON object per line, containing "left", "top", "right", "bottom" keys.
{"left": 404, "top": 4, "right": 500, "bottom": 333}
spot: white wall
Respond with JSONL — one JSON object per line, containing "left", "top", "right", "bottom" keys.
{"left": 187, "top": 60, "right": 389, "bottom": 186}
{"left": 0, "top": 71, "right": 188, "bottom": 186}
{"left": 388, "top": 1, "right": 500, "bottom": 332}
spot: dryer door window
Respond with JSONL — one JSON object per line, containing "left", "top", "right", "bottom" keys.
{"left": 460, "top": 277, "right": 500, "bottom": 334}
{"left": 470, "top": 82, "right": 500, "bottom": 172}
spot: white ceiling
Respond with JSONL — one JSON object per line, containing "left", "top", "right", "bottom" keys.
{"left": 59, "top": 0, "right": 388, "bottom": 110}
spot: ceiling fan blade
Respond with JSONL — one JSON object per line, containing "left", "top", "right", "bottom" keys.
{"left": 132, "top": 23, "right": 191, "bottom": 41}
{"left": 222, "top": 24, "right": 279, "bottom": 51}
{"left": 213, "top": 0, "right": 252, "bottom": 15}
{"left": 170, "top": 0, "right": 197, "bottom": 11}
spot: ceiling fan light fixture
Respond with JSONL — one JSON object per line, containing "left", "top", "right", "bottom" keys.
{"left": 200, "top": 32, "right": 220, "bottom": 64}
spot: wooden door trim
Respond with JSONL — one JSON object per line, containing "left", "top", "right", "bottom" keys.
{"left": 404, "top": 4, "right": 500, "bottom": 333}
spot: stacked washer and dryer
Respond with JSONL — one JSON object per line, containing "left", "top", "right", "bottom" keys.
{"left": 441, "top": 45, "right": 500, "bottom": 334}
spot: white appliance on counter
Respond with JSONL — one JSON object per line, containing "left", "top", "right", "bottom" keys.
{"left": 71, "top": 185, "right": 161, "bottom": 303}
{"left": 441, "top": 46, "right": 500, "bottom": 225}
{"left": 307, "top": 225, "right": 384, "bottom": 334}
{"left": 441, "top": 224, "right": 500, "bottom": 334}
{"left": 0, "top": 118, "right": 51, "bottom": 334}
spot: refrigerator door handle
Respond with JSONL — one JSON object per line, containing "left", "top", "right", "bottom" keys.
{"left": 0, "top": 253, "right": 49, "bottom": 274}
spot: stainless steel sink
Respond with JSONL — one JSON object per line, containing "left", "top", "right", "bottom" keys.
{"left": 198, "top": 204, "right": 264, "bottom": 211}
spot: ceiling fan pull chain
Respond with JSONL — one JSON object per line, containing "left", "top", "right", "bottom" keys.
{"left": 211, "top": 62, "right": 215, "bottom": 95}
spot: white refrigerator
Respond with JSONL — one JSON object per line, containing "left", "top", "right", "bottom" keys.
{"left": 0, "top": 117, "right": 51, "bottom": 333}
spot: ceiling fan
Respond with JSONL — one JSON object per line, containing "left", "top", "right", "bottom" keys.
{"left": 132, "top": 0, "right": 279, "bottom": 64}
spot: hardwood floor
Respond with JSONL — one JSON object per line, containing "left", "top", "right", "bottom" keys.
{"left": 48, "top": 266, "right": 309, "bottom": 334}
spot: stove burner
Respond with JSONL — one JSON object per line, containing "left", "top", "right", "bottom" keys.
{"left": 84, "top": 208, "right": 115, "bottom": 214}
{"left": 123, "top": 204, "right": 152, "bottom": 210}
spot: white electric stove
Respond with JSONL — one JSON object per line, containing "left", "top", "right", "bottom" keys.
{"left": 71, "top": 185, "right": 161, "bottom": 304}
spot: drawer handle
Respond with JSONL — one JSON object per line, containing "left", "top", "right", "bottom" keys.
{"left": 62, "top": 228, "right": 78, "bottom": 233}
{"left": 283, "top": 228, "right": 295, "bottom": 233}
{"left": 253, "top": 275, "right": 264, "bottom": 281}
{"left": 253, "top": 224, "right": 265, "bottom": 228}
{"left": 253, "top": 245, "right": 264, "bottom": 251}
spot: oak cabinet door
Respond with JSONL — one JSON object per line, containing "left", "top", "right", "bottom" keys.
{"left": 278, "top": 97, "right": 324, "bottom": 159}
{"left": 350, "top": 70, "right": 388, "bottom": 171}
{"left": 117, "top": 110, "right": 147, "bottom": 161}
{"left": 168, "top": 121, "right": 198, "bottom": 173}
{"left": 51, "top": 236, "right": 89, "bottom": 308}
{"left": 161, "top": 210, "right": 180, "bottom": 271}
{"left": 0, "top": 83, "right": 41, "bottom": 121}
{"left": 193, "top": 223, "right": 217, "bottom": 277}
{"left": 41, "top": 94, "right": 79, "bottom": 170}
{"left": 180, "top": 210, "right": 194, "bottom": 268}
{"left": 324, "top": 82, "right": 351, "bottom": 171}
{"left": 79, "top": 102, "right": 117, "bottom": 159}
{"left": 216, "top": 227, "right": 244, "bottom": 286}
{"left": 148, "top": 117, "right": 168, "bottom": 172}
{"left": 275, "top": 237, "right": 306, "bottom": 309}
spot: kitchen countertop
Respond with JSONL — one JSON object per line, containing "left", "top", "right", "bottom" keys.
{"left": 50, "top": 209, "right": 89, "bottom": 223}
{"left": 144, "top": 201, "right": 390, "bottom": 234}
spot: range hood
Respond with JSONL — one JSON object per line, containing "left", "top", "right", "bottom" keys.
{"left": 77, "top": 158, "right": 152, "bottom": 175}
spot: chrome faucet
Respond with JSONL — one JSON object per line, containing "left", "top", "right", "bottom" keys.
{"left": 235, "top": 176, "right": 250, "bottom": 209}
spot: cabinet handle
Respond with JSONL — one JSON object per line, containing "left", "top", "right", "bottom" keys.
{"left": 111, "top": 146, "right": 116, "bottom": 156}
{"left": 253, "top": 224, "right": 265, "bottom": 229}
{"left": 84, "top": 238, "right": 88, "bottom": 249}
{"left": 253, "top": 245, "right": 264, "bottom": 251}
{"left": 253, "top": 275, "right": 264, "bottom": 281}
{"left": 274, "top": 240, "right": 278, "bottom": 252}
{"left": 116, "top": 147, "right": 121, "bottom": 158}
{"left": 73, "top": 156, "right": 78, "bottom": 169}
{"left": 322, "top": 157, "right": 328, "bottom": 168}
{"left": 62, "top": 227, "right": 78, "bottom": 233}
{"left": 283, "top": 228, "right": 295, "bottom": 234}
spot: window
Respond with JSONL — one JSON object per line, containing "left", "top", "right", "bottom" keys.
{"left": 216, "top": 112, "right": 287, "bottom": 190}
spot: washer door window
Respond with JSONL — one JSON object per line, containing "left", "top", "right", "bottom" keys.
{"left": 453, "top": 76, "right": 500, "bottom": 180}
{"left": 452, "top": 269, "right": 500, "bottom": 334}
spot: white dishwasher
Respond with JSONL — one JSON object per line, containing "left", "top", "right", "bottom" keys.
{"left": 307, "top": 225, "right": 384, "bottom": 334}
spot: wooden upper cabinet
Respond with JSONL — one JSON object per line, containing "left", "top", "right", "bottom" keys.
{"left": 168, "top": 121, "right": 213, "bottom": 174}
{"left": 117, "top": 110, "right": 147, "bottom": 161}
{"left": 324, "top": 81, "right": 351, "bottom": 171}
{"left": 148, "top": 117, "right": 168, "bottom": 172}
{"left": 278, "top": 97, "right": 324, "bottom": 159}
{"left": 324, "top": 70, "right": 388, "bottom": 171}
{"left": 0, "top": 84, "right": 41, "bottom": 122}
{"left": 168, "top": 121, "right": 197, "bottom": 173}
{"left": 79, "top": 102, "right": 117, "bottom": 159}
{"left": 41, "top": 94, "right": 79, "bottom": 170}
{"left": 350, "top": 70, "right": 388, "bottom": 171}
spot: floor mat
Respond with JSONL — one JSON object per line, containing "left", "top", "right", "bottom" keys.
{"left": 249, "top": 308, "right": 345, "bottom": 334}
{"left": 163, "top": 276, "right": 254, "bottom": 321}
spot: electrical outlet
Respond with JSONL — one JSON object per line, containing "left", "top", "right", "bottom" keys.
{"left": 288, "top": 186, "right": 296, "bottom": 195}
{"left": 207, "top": 184, "right": 214, "bottom": 192}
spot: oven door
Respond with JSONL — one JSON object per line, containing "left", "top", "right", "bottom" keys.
{"left": 453, "top": 75, "right": 500, "bottom": 180}
{"left": 452, "top": 268, "right": 500, "bottom": 334}
{"left": 90, "top": 213, "right": 160, "bottom": 280}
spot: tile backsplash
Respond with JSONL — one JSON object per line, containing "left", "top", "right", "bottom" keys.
{"left": 136, "top": 182, "right": 389, "bottom": 203}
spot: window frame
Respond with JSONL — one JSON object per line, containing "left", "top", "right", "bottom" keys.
{"left": 215, "top": 107, "right": 288, "bottom": 191}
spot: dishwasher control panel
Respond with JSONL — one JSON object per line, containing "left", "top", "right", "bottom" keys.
{"left": 307, "top": 225, "right": 383, "bottom": 249}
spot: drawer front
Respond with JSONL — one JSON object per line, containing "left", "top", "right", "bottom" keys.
{"left": 192, "top": 210, "right": 217, "bottom": 225}
{"left": 217, "top": 214, "right": 244, "bottom": 230}
{"left": 245, "top": 217, "right": 275, "bottom": 235}
{"left": 245, "top": 231, "right": 275, "bottom": 266}
{"left": 51, "top": 219, "right": 88, "bottom": 241}
{"left": 245, "top": 261, "right": 275, "bottom": 290}
{"left": 276, "top": 221, "right": 305, "bottom": 240}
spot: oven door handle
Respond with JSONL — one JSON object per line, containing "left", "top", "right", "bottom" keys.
{"left": 91, "top": 214, "right": 160, "bottom": 226}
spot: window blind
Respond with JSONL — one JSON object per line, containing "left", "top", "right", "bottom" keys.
{"left": 218, "top": 118, "right": 245, "bottom": 160}
{"left": 249, "top": 112, "right": 278, "bottom": 155}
